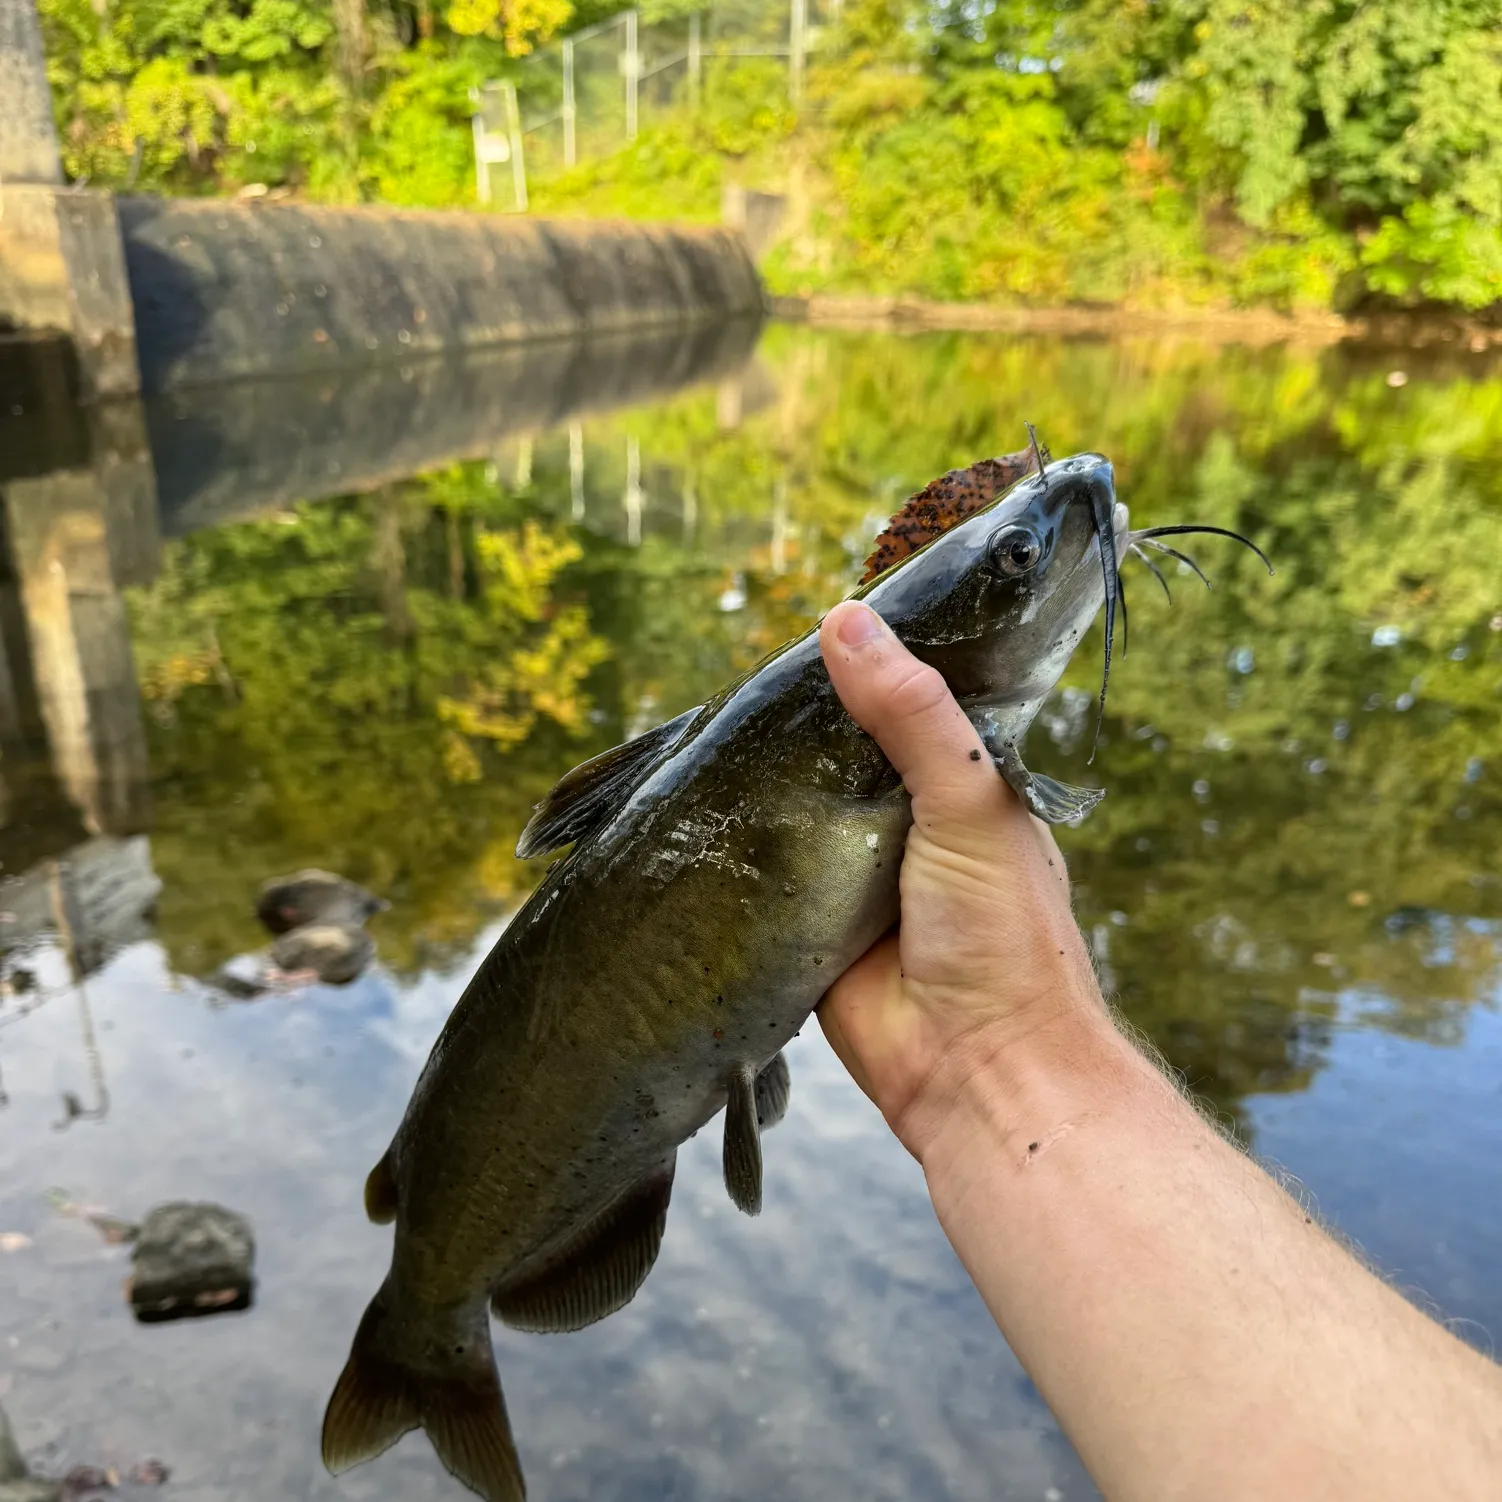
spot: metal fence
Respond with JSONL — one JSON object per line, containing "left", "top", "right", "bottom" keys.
{"left": 472, "top": 0, "right": 840, "bottom": 208}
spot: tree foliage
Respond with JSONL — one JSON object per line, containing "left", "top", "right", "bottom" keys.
{"left": 37, "top": 0, "right": 1502, "bottom": 309}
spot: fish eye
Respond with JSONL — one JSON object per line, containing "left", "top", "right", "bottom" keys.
{"left": 989, "top": 526, "right": 1043, "bottom": 577}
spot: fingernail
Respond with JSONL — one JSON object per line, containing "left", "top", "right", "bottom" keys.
{"left": 835, "top": 603, "right": 885, "bottom": 648}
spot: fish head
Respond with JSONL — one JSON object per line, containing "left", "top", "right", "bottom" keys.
{"left": 861, "top": 452, "right": 1126, "bottom": 721}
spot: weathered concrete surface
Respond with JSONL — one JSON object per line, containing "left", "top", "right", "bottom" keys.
{"left": 0, "top": 0, "right": 62, "bottom": 185}
{"left": 0, "top": 186, "right": 142, "bottom": 398}
{"left": 117, "top": 197, "right": 764, "bottom": 393}
{"left": 147, "top": 314, "right": 762, "bottom": 534}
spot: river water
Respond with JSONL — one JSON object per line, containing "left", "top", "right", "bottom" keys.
{"left": 1, "top": 321, "right": 1499, "bottom": 1500}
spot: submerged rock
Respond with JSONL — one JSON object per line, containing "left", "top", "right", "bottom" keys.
{"left": 255, "top": 870, "right": 385, "bottom": 935}
{"left": 127, "top": 1203, "right": 254, "bottom": 1322}
{"left": 269, "top": 922, "right": 374, "bottom": 985}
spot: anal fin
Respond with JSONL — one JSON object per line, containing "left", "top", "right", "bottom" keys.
{"left": 492, "top": 1156, "right": 675, "bottom": 1334}
{"left": 754, "top": 1051, "right": 791, "bottom": 1131}
{"left": 994, "top": 741, "right": 1106, "bottom": 825}
{"left": 723, "top": 1064, "right": 763, "bottom": 1216}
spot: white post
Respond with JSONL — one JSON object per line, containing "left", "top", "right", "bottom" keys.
{"left": 562, "top": 38, "right": 577, "bottom": 167}
{"left": 504, "top": 82, "right": 528, "bottom": 211}
{"left": 682, "top": 468, "right": 697, "bottom": 543}
{"left": 624, "top": 436, "right": 642, "bottom": 545}
{"left": 789, "top": 0, "right": 806, "bottom": 106}
{"left": 569, "top": 422, "right": 585, "bottom": 520}
{"left": 688, "top": 12, "right": 702, "bottom": 105}
{"left": 470, "top": 94, "right": 491, "bottom": 204}
{"left": 625, "top": 8, "right": 639, "bottom": 141}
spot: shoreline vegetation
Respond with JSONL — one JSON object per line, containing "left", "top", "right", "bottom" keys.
{"left": 37, "top": 0, "right": 1502, "bottom": 327}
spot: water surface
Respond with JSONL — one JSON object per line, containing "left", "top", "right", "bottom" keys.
{"left": 1, "top": 323, "right": 1500, "bottom": 1499}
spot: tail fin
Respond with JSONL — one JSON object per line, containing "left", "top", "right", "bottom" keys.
{"left": 322, "top": 1280, "right": 526, "bottom": 1502}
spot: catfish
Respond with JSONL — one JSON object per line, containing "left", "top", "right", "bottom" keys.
{"left": 322, "top": 450, "right": 1268, "bottom": 1500}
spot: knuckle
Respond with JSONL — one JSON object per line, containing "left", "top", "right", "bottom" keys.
{"left": 884, "top": 661, "right": 953, "bottom": 725}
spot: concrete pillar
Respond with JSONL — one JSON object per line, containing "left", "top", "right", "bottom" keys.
{"left": 0, "top": 186, "right": 142, "bottom": 398}
{"left": 0, "top": 0, "right": 62, "bottom": 184}
{"left": 0, "top": 397, "right": 156, "bottom": 838}
{"left": 0, "top": 1, "right": 141, "bottom": 397}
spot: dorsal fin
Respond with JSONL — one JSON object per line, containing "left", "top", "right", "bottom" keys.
{"left": 516, "top": 706, "right": 699, "bottom": 860}
{"left": 860, "top": 447, "right": 1041, "bottom": 584}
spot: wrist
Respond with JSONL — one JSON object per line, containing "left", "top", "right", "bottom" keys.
{"left": 895, "top": 987, "right": 1153, "bottom": 1180}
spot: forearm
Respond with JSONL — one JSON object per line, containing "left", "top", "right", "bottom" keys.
{"left": 917, "top": 1006, "right": 1502, "bottom": 1502}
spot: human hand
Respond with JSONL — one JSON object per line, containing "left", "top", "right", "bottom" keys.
{"left": 816, "top": 600, "right": 1112, "bottom": 1164}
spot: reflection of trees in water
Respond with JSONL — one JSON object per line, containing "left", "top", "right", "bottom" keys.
{"left": 126, "top": 327, "right": 1502, "bottom": 1129}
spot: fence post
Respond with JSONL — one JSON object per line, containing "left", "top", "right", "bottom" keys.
{"left": 503, "top": 82, "right": 528, "bottom": 211}
{"left": 624, "top": 9, "right": 639, "bottom": 141}
{"left": 470, "top": 99, "right": 491, "bottom": 204}
{"left": 624, "top": 435, "right": 642, "bottom": 545}
{"left": 562, "top": 37, "right": 577, "bottom": 167}
{"left": 569, "top": 422, "right": 585, "bottom": 520}
{"left": 688, "top": 12, "right": 702, "bottom": 105}
{"left": 789, "top": 0, "right": 806, "bottom": 106}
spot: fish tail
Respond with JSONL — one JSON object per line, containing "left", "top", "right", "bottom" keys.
{"left": 322, "top": 1278, "right": 525, "bottom": 1502}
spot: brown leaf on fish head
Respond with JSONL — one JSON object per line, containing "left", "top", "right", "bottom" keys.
{"left": 859, "top": 447, "right": 1040, "bottom": 584}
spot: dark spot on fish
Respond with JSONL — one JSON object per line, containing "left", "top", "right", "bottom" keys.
{"left": 716, "top": 994, "right": 724, "bottom": 1004}
{"left": 1028, "top": 1142, "right": 1039, "bottom": 1153}
{"left": 969, "top": 749, "right": 982, "bottom": 762}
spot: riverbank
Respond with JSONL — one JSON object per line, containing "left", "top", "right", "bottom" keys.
{"left": 768, "top": 294, "right": 1502, "bottom": 352}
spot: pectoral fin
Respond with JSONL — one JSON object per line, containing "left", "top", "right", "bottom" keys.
{"left": 516, "top": 707, "right": 699, "bottom": 859}
{"left": 363, "top": 1149, "right": 398, "bottom": 1225}
{"left": 994, "top": 741, "right": 1106, "bottom": 825}
{"left": 723, "top": 1064, "right": 763, "bottom": 1216}
{"left": 754, "top": 1051, "right": 791, "bottom": 1130}
{"left": 491, "top": 1156, "right": 675, "bottom": 1333}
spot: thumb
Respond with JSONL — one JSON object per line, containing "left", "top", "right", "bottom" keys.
{"left": 820, "top": 600, "right": 1001, "bottom": 814}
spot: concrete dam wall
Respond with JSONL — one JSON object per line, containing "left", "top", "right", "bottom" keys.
{"left": 117, "top": 199, "right": 765, "bottom": 395}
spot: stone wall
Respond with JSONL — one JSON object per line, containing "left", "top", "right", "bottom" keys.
{"left": 118, "top": 198, "right": 765, "bottom": 394}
